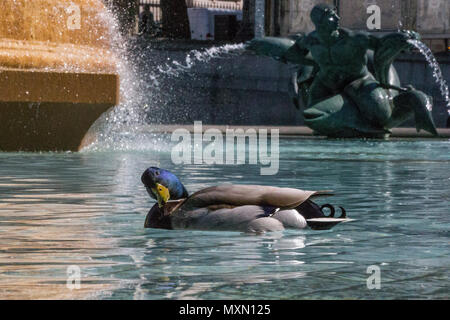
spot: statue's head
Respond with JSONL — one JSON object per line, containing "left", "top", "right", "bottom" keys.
{"left": 311, "top": 4, "right": 340, "bottom": 32}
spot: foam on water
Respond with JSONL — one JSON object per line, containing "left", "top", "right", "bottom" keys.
{"left": 408, "top": 39, "right": 450, "bottom": 115}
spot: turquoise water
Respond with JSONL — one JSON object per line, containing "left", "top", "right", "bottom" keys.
{"left": 0, "top": 137, "right": 449, "bottom": 299}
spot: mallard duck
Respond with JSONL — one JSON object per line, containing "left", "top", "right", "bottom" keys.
{"left": 141, "top": 167, "right": 350, "bottom": 232}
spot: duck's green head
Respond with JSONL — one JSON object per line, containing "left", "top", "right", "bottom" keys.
{"left": 141, "top": 167, "right": 189, "bottom": 207}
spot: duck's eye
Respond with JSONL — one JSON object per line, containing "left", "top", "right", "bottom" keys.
{"left": 155, "top": 171, "right": 160, "bottom": 176}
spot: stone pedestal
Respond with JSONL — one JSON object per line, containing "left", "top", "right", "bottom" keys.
{"left": 0, "top": 69, "right": 119, "bottom": 151}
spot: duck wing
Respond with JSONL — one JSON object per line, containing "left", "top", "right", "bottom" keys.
{"left": 171, "top": 205, "right": 284, "bottom": 232}
{"left": 180, "top": 184, "right": 331, "bottom": 211}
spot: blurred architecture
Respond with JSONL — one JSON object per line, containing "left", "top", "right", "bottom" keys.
{"left": 136, "top": 0, "right": 243, "bottom": 39}
{"left": 261, "top": 0, "right": 448, "bottom": 53}
{"left": 127, "top": 0, "right": 449, "bottom": 52}
{"left": 138, "top": 0, "right": 243, "bottom": 23}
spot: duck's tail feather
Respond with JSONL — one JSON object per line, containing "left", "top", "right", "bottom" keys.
{"left": 295, "top": 199, "right": 325, "bottom": 219}
{"left": 310, "top": 190, "right": 335, "bottom": 197}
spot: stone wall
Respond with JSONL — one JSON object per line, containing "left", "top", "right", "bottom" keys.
{"left": 339, "top": 0, "right": 450, "bottom": 33}
{"left": 337, "top": 0, "right": 449, "bottom": 52}
{"left": 339, "top": 0, "right": 404, "bottom": 31}
{"left": 416, "top": 0, "right": 450, "bottom": 34}
{"left": 278, "top": 0, "right": 334, "bottom": 35}
{"left": 273, "top": 0, "right": 450, "bottom": 35}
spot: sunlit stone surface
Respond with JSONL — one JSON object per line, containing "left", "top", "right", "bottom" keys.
{"left": 0, "top": 0, "right": 119, "bottom": 152}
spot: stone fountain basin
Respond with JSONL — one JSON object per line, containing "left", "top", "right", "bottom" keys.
{"left": 0, "top": 0, "right": 120, "bottom": 152}
{"left": 0, "top": 68, "right": 119, "bottom": 151}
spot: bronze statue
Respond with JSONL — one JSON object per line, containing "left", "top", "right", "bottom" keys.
{"left": 248, "top": 4, "right": 438, "bottom": 138}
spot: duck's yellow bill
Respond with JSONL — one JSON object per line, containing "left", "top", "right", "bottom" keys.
{"left": 153, "top": 183, "right": 170, "bottom": 208}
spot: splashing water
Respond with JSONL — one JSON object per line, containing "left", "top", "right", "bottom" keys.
{"left": 156, "top": 43, "right": 246, "bottom": 78}
{"left": 81, "top": 5, "right": 150, "bottom": 152}
{"left": 82, "top": 35, "right": 245, "bottom": 151}
{"left": 408, "top": 39, "right": 450, "bottom": 115}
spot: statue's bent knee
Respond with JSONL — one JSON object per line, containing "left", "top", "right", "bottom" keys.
{"left": 344, "top": 78, "right": 392, "bottom": 127}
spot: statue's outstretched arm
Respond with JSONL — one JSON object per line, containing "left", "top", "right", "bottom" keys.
{"left": 283, "top": 39, "right": 317, "bottom": 66}
{"left": 372, "top": 30, "right": 420, "bottom": 85}
{"left": 247, "top": 36, "right": 316, "bottom": 66}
